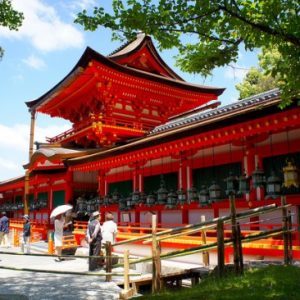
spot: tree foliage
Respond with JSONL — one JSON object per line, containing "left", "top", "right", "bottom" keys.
{"left": 0, "top": 0, "right": 24, "bottom": 59}
{"left": 75, "top": 0, "right": 300, "bottom": 107}
{"left": 236, "top": 48, "right": 279, "bottom": 99}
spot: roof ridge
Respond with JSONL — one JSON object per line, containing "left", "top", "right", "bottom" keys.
{"left": 150, "top": 88, "right": 281, "bottom": 135}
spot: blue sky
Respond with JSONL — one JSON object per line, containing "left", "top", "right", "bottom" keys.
{"left": 0, "top": 0, "right": 259, "bottom": 181}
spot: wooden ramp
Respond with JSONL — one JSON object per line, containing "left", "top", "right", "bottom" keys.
{"left": 118, "top": 267, "right": 210, "bottom": 293}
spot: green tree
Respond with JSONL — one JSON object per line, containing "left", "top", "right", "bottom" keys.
{"left": 75, "top": 0, "right": 300, "bottom": 107}
{"left": 0, "top": 0, "right": 24, "bottom": 59}
{"left": 236, "top": 48, "right": 279, "bottom": 99}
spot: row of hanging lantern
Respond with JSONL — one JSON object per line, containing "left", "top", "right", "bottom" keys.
{"left": 104, "top": 156, "right": 299, "bottom": 211}
{"left": 74, "top": 158, "right": 299, "bottom": 214}
{"left": 73, "top": 138, "right": 299, "bottom": 213}
{"left": 29, "top": 198, "right": 48, "bottom": 211}
{"left": 225, "top": 157, "right": 299, "bottom": 200}
{"left": 0, "top": 201, "right": 24, "bottom": 212}
{"left": 75, "top": 195, "right": 101, "bottom": 215}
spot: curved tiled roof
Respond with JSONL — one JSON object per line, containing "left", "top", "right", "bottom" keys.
{"left": 66, "top": 88, "right": 282, "bottom": 166}
{"left": 150, "top": 89, "right": 281, "bottom": 135}
{"left": 26, "top": 43, "right": 224, "bottom": 111}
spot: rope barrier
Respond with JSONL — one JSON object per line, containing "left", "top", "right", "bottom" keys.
{"left": 0, "top": 265, "right": 141, "bottom": 277}
{"left": 0, "top": 251, "right": 122, "bottom": 260}
{"left": 243, "top": 212, "right": 295, "bottom": 226}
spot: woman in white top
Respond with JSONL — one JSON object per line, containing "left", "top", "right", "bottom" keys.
{"left": 101, "top": 213, "right": 118, "bottom": 245}
{"left": 54, "top": 214, "right": 65, "bottom": 261}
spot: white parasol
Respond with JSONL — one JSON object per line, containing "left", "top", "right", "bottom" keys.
{"left": 50, "top": 204, "right": 73, "bottom": 219}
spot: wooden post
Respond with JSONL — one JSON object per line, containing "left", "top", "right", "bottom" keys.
{"left": 229, "top": 194, "right": 240, "bottom": 274}
{"left": 217, "top": 219, "right": 225, "bottom": 277}
{"left": 281, "top": 196, "right": 290, "bottom": 265}
{"left": 236, "top": 222, "right": 244, "bottom": 275}
{"left": 287, "top": 211, "right": 293, "bottom": 264}
{"left": 151, "top": 214, "right": 162, "bottom": 294}
{"left": 119, "top": 249, "right": 136, "bottom": 299}
{"left": 200, "top": 215, "right": 209, "bottom": 266}
{"left": 124, "top": 250, "right": 130, "bottom": 290}
{"left": 105, "top": 242, "right": 112, "bottom": 282}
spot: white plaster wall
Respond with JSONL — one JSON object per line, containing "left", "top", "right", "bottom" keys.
{"left": 219, "top": 208, "right": 250, "bottom": 229}
{"left": 161, "top": 210, "right": 181, "bottom": 227}
{"left": 139, "top": 211, "right": 155, "bottom": 227}
{"left": 189, "top": 209, "right": 214, "bottom": 224}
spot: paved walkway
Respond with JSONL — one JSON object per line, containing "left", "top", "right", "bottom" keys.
{"left": 0, "top": 244, "right": 124, "bottom": 300}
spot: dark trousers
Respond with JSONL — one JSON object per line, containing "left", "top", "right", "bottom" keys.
{"left": 88, "top": 242, "right": 102, "bottom": 271}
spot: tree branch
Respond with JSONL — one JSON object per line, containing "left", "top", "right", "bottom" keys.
{"left": 158, "top": 27, "right": 240, "bottom": 45}
{"left": 219, "top": 4, "right": 300, "bottom": 46}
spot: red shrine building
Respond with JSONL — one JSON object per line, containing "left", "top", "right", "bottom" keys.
{"left": 0, "top": 34, "right": 299, "bottom": 235}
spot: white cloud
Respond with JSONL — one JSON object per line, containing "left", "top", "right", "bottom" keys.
{"left": 23, "top": 54, "right": 46, "bottom": 69}
{"left": 0, "top": 0, "right": 84, "bottom": 52}
{"left": 0, "top": 122, "right": 70, "bottom": 180}
{"left": 69, "top": 0, "right": 97, "bottom": 11}
{"left": 0, "top": 158, "right": 20, "bottom": 171}
{"left": 0, "top": 124, "right": 29, "bottom": 150}
{"left": 224, "top": 65, "right": 249, "bottom": 81}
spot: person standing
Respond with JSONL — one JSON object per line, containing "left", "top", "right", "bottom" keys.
{"left": 54, "top": 213, "right": 65, "bottom": 262}
{"left": 86, "top": 211, "right": 102, "bottom": 271}
{"left": 0, "top": 212, "right": 10, "bottom": 248}
{"left": 102, "top": 213, "right": 118, "bottom": 245}
{"left": 21, "top": 215, "right": 31, "bottom": 253}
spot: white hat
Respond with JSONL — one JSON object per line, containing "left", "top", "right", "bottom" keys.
{"left": 23, "top": 214, "right": 29, "bottom": 220}
{"left": 91, "top": 211, "right": 100, "bottom": 218}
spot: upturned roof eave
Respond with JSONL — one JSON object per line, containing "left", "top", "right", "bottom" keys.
{"left": 109, "top": 34, "right": 184, "bottom": 81}
{"left": 66, "top": 89, "right": 281, "bottom": 167}
{"left": 26, "top": 46, "right": 225, "bottom": 112}
{"left": 23, "top": 147, "right": 99, "bottom": 170}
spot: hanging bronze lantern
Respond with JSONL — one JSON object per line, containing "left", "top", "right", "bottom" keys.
{"left": 119, "top": 197, "right": 127, "bottom": 211}
{"left": 112, "top": 190, "right": 120, "bottom": 204}
{"left": 146, "top": 192, "right": 156, "bottom": 206}
{"left": 238, "top": 173, "right": 251, "bottom": 195}
{"left": 265, "top": 170, "right": 282, "bottom": 199}
{"left": 187, "top": 186, "right": 198, "bottom": 203}
{"left": 225, "top": 172, "right": 239, "bottom": 196}
{"left": 208, "top": 181, "right": 222, "bottom": 202}
{"left": 252, "top": 165, "right": 266, "bottom": 188}
{"left": 177, "top": 188, "right": 187, "bottom": 205}
{"left": 131, "top": 190, "right": 141, "bottom": 206}
{"left": 157, "top": 175, "right": 168, "bottom": 205}
{"left": 198, "top": 185, "right": 210, "bottom": 206}
{"left": 166, "top": 190, "right": 177, "bottom": 209}
{"left": 283, "top": 159, "right": 299, "bottom": 189}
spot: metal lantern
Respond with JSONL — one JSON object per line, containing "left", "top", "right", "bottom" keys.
{"left": 17, "top": 202, "right": 24, "bottom": 210}
{"left": 177, "top": 188, "right": 187, "bottom": 205}
{"left": 157, "top": 176, "right": 168, "bottom": 205}
{"left": 139, "top": 192, "right": 146, "bottom": 205}
{"left": 39, "top": 198, "right": 48, "bottom": 208}
{"left": 103, "top": 194, "right": 110, "bottom": 206}
{"left": 252, "top": 165, "right": 266, "bottom": 188}
{"left": 126, "top": 195, "right": 134, "bottom": 209}
{"left": 146, "top": 192, "right": 156, "bottom": 206}
{"left": 95, "top": 196, "right": 102, "bottom": 206}
{"left": 187, "top": 186, "right": 198, "bottom": 203}
{"left": 225, "top": 172, "right": 239, "bottom": 196}
{"left": 119, "top": 197, "right": 127, "bottom": 211}
{"left": 166, "top": 190, "right": 177, "bottom": 209}
{"left": 208, "top": 181, "right": 222, "bottom": 202}
{"left": 265, "top": 170, "right": 282, "bottom": 199}
{"left": 76, "top": 196, "right": 87, "bottom": 213}
{"left": 198, "top": 185, "right": 210, "bottom": 206}
{"left": 238, "top": 173, "right": 251, "bottom": 195}
{"left": 131, "top": 190, "right": 141, "bottom": 205}
{"left": 283, "top": 159, "right": 299, "bottom": 189}
{"left": 112, "top": 190, "right": 120, "bottom": 204}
